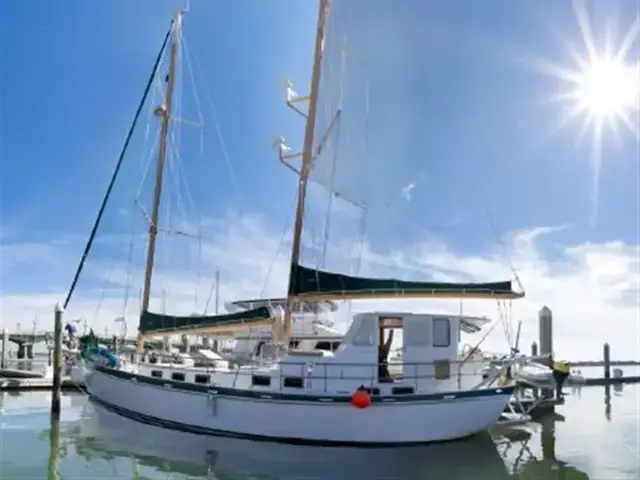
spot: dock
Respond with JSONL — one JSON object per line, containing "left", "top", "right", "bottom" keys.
{"left": 0, "top": 376, "right": 83, "bottom": 391}
{"left": 583, "top": 376, "right": 640, "bottom": 386}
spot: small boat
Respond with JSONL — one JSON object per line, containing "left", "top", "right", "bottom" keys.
{"left": 223, "top": 297, "right": 343, "bottom": 365}
{"left": 483, "top": 357, "right": 586, "bottom": 388}
{"left": 516, "top": 362, "right": 585, "bottom": 387}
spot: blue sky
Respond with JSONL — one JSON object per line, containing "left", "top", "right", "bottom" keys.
{"left": 0, "top": 0, "right": 638, "bottom": 359}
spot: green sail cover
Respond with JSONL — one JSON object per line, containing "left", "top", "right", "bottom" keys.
{"left": 138, "top": 306, "right": 272, "bottom": 334}
{"left": 288, "top": 263, "right": 520, "bottom": 298}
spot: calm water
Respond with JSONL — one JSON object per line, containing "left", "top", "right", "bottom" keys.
{"left": 0, "top": 382, "right": 638, "bottom": 479}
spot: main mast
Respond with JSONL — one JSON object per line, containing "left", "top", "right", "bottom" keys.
{"left": 137, "top": 9, "right": 182, "bottom": 352}
{"left": 282, "top": 0, "right": 331, "bottom": 345}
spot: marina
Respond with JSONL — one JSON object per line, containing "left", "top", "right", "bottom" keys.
{"left": 0, "top": 381, "right": 637, "bottom": 478}
{"left": 1, "top": 0, "right": 638, "bottom": 477}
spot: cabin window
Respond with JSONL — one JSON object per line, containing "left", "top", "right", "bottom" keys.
{"left": 151, "top": 370, "right": 163, "bottom": 378}
{"left": 434, "top": 360, "right": 451, "bottom": 380}
{"left": 251, "top": 375, "right": 271, "bottom": 387}
{"left": 352, "top": 319, "right": 375, "bottom": 346}
{"left": 283, "top": 376, "right": 304, "bottom": 388}
{"left": 194, "top": 374, "right": 210, "bottom": 385}
{"left": 392, "top": 386, "right": 414, "bottom": 395}
{"left": 432, "top": 317, "right": 451, "bottom": 347}
{"left": 171, "top": 372, "right": 186, "bottom": 382}
{"left": 289, "top": 340, "right": 300, "bottom": 349}
{"left": 315, "top": 341, "right": 341, "bottom": 352}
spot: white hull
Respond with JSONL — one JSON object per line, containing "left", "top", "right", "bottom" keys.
{"left": 70, "top": 364, "right": 88, "bottom": 385}
{"left": 85, "top": 365, "right": 514, "bottom": 445}
{"left": 79, "top": 399, "right": 511, "bottom": 479}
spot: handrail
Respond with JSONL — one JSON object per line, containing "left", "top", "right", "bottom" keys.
{"left": 134, "top": 357, "right": 489, "bottom": 394}
{"left": 137, "top": 357, "right": 485, "bottom": 370}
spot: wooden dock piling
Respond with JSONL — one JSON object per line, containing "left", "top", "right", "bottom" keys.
{"left": 538, "top": 307, "right": 554, "bottom": 399}
{"left": 1, "top": 328, "right": 7, "bottom": 369}
{"left": 603, "top": 342, "right": 611, "bottom": 381}
{"left": 47, "top": 413, "right": 61, "bottom": 479}
{"left": 51, "top": 302, "right": 64, "bottom": 417}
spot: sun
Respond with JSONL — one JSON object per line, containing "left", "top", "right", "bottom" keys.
{"left": 574, "top": 56, "right": 639, "bottom": 120}
{"left": 524, "top": 0, "right": 639, "bottom": 227}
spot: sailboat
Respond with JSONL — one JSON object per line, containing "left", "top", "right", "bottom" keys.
{"left": 82, "top": 3, "right": 527, "bottom": 445}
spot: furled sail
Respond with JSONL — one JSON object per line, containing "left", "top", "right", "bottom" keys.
{"left": 289, "top": 264, "right": 520, "bottom": 300}
{"left": 139, "top": 306, "right": 272, "bottom": 335}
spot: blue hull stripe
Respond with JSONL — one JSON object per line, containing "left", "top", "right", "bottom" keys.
{"left": 93, "top": 364, "right": 515, "bottom": 404}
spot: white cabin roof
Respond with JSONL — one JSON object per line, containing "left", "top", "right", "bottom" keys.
{"left": 225, "top": 297, "right": 339, "bottom": 313}
{"left": 342, "top": 311, "right": 490, "bottom": 343}
{"left": 192, "top": 349, "right": 224, "bottom": 360}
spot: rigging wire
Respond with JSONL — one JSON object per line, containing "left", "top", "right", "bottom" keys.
{"left": 63, "top": 23, "right": 173, "bottom": 309}
{"left": 482, "top": 198, "right": 523, "bottom": 351}
{"left": 135, "top": 128, "right": 160, "bottom": 202}
{"left": 320, "top": 33, "right": 349, "bottom": 270}
{"left": 190, "top": 40, "right": 246, "bottom": 218}
{"left": 483, "top": 200, "right": 525, "bottom": 293}
{"left": 180, "top": 33, "right": 206, "bottom": 311}
{"left": 354, "top": 77, "right": 371, "bottom": 277}
{"left": 260, "top": 193, "right": 298, "bottom": 298}
{"left": 164, "top": 32, "right": 202, "bottom": 226}
{"left": 320, "top": 121, "right": 342, "bottom": 268}
{"left": 121, "top": 209, "right": 139, "bottom": 316}
{"left": 194, "top": 215, "right": 203, "bottom": 310}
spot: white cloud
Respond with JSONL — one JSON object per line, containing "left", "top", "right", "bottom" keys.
{"left": 0, "top": 214, "right": 638, "bottom": 361}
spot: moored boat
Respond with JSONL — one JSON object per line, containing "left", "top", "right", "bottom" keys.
{"left": 75, "top": 1, "right": 528, "bottom": 446}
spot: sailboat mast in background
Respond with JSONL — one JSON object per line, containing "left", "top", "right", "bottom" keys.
{"left": 137, "top": 9, "right": 183, "bottom": 353}
{"left": 282, "top": 0, "right": 331, "bottom": 345}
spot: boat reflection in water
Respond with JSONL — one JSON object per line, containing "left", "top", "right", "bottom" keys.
{"left": 494, "top": 416, "right": 590, "bottom": 479}
{"left": 71, "top": 400, "right": 512, "bottom": 479}
{"left": 62, "top": 400, "right": 591, "bottom": 479}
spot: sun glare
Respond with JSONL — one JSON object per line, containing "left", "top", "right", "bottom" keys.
{"left": 526, "top": 0, "right": 639, "bottom": 227}
{"left": 575, "top": 57, "right": 639, "bottom": 119}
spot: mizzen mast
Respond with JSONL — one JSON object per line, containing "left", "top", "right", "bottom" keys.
{"left": 138, "top": 9, "right": 183, "bottom": 352}
{"left": 279, "top": 0, "right": 331, "bottom": 346}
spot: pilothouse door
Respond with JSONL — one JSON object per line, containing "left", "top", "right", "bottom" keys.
{"left": 402, "top": 316, "right": 432, "bottom": 384}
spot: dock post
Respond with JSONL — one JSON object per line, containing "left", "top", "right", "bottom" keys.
{"left": 47, "top": 412, "right": 61, "bottom": 479}
{"left": 51, "top": 302, "right": 64, "bottom": 417}
{"left": 538, "top": 306, "right": 554, "bottom": 399}
{"left": 531, "top": 342, "right": 538, "bottom": 357}
{"left": 603, "top": 343, "right": 611, "bottom": 382}
{"left": 538, "top": 306, "right": 553, "bottom": 365}
{"left": 1, "top": 328, "right": 7, "bottom": 369}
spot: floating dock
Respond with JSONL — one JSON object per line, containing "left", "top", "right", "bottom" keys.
{"left": 0, "top": 376, "right": 83, "bottom": 391}
{"left": 583, "top": 376, "right": 640, "bottom": 386}
{"left": 0, "top": 368, "right": 46, "bottom": 379}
